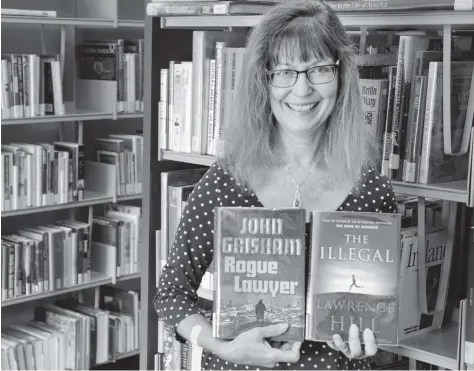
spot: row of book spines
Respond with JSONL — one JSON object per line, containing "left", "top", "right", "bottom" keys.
{"left": 76, "top": 39, "right": 145, "bottom": 113}
{"left": 94, "top": 135, "right": 144, "bottom": 196}
{"left": 379, "top": 36, "right": 474, "bottom": 184}
{"left": 1, "top": 142, "right": 84, "bottom": 212}
{"left": 1, "top": 54, "right": 64, "bottom": 119}
{"left": 159, "top": 43, "right": 246, "bottom": 156}
{"left": 146, "top": 0, "right": 471, "bottom": 16}
{"left": 1, "top": 297, "right": 139, "bottom": 371}
{"left": 1, "top": 220, "right": 91, "bottom": 300}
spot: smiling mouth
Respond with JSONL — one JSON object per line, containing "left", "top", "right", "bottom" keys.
{"left": 286, "top": 102, "right": 318, "bottom": 112}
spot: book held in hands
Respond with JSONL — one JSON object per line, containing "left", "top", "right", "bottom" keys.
{"left": 305, "top": 211, "right": 401, "bottom": 345}
{"left": 212, "top": 207, "right": 306, "bottom": 341}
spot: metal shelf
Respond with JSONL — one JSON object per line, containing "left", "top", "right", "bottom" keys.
{"left": 1, "top": 272, "right": 141, "bottom": 307}
{"left": 160, "top": 151, "right": 469, "bottom": 202}
{"left": 392, "top": 180, "right": 468, "bottom": 203}
{"left": 160, "top": 11, "right": 474, "bottom": 29}
{"left": 1, "top": 190, "right": 113, "bottom": 218}
{"left": 1, "top": 15, "right": 144, "bottom": 28}
{"left": 93, "top": 349, "right": 140, "bottom": 368}
{"left": 380, "top": 323, "right": 459, "bottom": 370}
{"left": 2, "top": 110, "right": 143, "bottom": 126}
{"left": 118, "top": 193, "right": 143, "bottom": 201}
{"left": 161, "top": 150, "right": 215, "bottom": 166}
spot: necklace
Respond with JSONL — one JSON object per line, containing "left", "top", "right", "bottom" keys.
{"left": 278, "top": 151, "right": 325, "bottom": 208}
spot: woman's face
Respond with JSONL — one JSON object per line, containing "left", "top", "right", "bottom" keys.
{"left": 268, "top": 54, "right": 338, "bottom": 136}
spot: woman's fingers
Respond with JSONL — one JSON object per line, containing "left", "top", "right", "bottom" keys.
{"left": 362, "top": 328, "right": 378, "bottom": 357}
{"left": 348, "top": 324, "right": 364, "bottom": 358}
{"left": 331, "top": 325, "right": 378, "bottom": 360}
{"left": 331, "top": 333, "right": 352, "bottom": 359}
{"left": 326, "top": 340, "right": 339, "bottom": 351}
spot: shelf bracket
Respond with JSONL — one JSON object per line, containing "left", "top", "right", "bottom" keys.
{"left": 359, "top": 27, "right": 368, "bottom": 55}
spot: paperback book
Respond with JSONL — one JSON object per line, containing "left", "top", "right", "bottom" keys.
{"left": 212, "top": 207, "right": 306, "bottom": 341}
{"left": 306, "top": 211, "right": 401, "bottom": 345}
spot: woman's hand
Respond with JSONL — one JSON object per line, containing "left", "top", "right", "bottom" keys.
{"left": 218, "top": 323, "right": 302, "bottom": 368}
{"left": 327, "top": 324, "right": 378, "bottom": 359}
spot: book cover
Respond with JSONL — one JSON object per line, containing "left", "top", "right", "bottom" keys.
{"left": 213, "top": 207, "right": 306, "bottom": 341}
{"left": 306, "top": 211, "right": 401, "bottom": 345}
{"left": 398, "top": 226, "right": 450, "bottom": 340}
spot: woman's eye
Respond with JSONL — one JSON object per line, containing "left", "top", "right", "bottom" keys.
{"left": 275, "top": 70, "right": 293, "bottom": 77}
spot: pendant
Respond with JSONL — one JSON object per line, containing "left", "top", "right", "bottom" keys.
{"left": 293, "top": 188, "right": 301, "bottom": 208}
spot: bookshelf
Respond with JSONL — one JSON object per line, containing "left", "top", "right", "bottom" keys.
{"left": 1, "top": 272, "right": 141, "bottom": 307}
{"left": 144, "top": 5, "right": 474, "bottom": 371}
{"left": 1, "top": 0, "right": 146, "bottom": 368}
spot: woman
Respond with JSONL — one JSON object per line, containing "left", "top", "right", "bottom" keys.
{"left": 155, "top": 1, "right": 398, "bottom": 369}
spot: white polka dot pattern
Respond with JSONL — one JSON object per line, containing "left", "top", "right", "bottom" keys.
{"left": 154, "top": 163, "right": 397, "bottom": 370}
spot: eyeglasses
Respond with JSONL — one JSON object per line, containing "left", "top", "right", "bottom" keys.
{"left": 266, "top": 61, "right": 339, "bottom": 88}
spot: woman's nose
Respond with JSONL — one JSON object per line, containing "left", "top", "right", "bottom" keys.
{"left": 292, "top": 72, "right": 313, "bottom": 96}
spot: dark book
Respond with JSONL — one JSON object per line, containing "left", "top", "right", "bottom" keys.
{"left": 306, "top": 211, "right": 401, "bottom": 345}
{"left": 213, "top": 207, "right": 306, "bottom": 341}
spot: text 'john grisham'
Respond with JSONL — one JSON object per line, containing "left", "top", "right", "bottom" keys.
{"left": 220, "top": 217, "right": 303, "bottom": 297}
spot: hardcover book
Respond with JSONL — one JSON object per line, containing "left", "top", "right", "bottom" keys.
{"left": 306, "top": 211, "right": 401, "bottom": 345}
{"left": 213, "top": 207, "right": 306, "bottom": 341}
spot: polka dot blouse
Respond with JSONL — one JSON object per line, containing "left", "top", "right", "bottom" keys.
{"left": 154, "top": 163, "right": 398, "bottom": 371}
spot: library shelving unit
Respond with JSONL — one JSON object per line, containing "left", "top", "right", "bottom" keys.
{"left": 142, "top": 5, "right": 474, "bottom": 371}
{"left": 1, "top": 0, "right": 145, "bottom": 368}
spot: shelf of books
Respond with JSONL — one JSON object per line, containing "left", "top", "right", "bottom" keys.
{"left": 1, "top": 15, "right": 144, "bottom": 28}
{"left": 160, "top": 11, "right": 474, "bottom": 29}
{"left": 1, "top": 272, "right": 141, "bottom": 308}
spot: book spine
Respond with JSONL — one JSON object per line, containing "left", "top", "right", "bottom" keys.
{"left": 380, "top": 66, "right": 397, "bottom": 177}
{"left": 212, "top": 208, "right": 223, "bottom": 338}
{"left": 192, "top": 31, "right": 205, "bottom": 154}
{"left": 207, "top": 59, "right": 216, "bottom": 156}
{"left": 146, "top": 2, "right": 222, "bottom": 16}
{"left": 1, "top": 8, "right": 57, "bottom": 17}
{"left": 326, "top": 0, "right": 457, "bottom": 12}
{"left": 402, "top": 75, "right": 426, "bottom": 182}
{"left": 159, "top": 69, "right": 169, "bottom": 151}
{"left": 389, "top": 38, "right": 406, "bottom": 178}
{"left": 418, "top": 63, "right": 440, "bottom": 184}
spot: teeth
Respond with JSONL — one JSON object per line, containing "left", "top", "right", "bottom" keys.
{"left": 287, "top": 103, "right": 317, "bottom": 112}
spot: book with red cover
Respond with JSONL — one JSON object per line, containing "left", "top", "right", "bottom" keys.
{"left": 212, "top": 207, "right": 306, "bottom": 341}
{"left": 306, "top": 211, "right": 401, "bottom": 345}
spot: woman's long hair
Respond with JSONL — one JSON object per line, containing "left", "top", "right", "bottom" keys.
{"left": 217, "top": 0, "right": 379, "bottom": 190}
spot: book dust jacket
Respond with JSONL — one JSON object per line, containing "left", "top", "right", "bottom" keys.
{"left": 213, "top": 207, "right": 306, "bottom": 341}
{"left": 306, "top": 211, "right": 401, "bottom": 345}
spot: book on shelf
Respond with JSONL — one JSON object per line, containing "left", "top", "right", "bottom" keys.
{"left": 465, "top": 226, "right": 474, "bottom": 367}
{"left": 305, "top": 211, "right": 401, "bottom": 345}
{"left": 75, "top": 39, "right": 144, "bottom": 114}
{"left": 1, "top": 54, "right": 65, "bottom": 119}
{"left": 159, "top": 168, "right": 208, "bottom": 269}
{"left": 325, "top": 0, "right": 473, "bottom": 12}
{"left": 398, "top": 225, "right": 453, "bottom": 340}
{"left": 147, "top": 0, "right": 278, "bottom": 16}
{"left": 159, "top": 32, "right": 247, "bottom": 156}
{"left": 95, "top": 135, "right": 143, "bottom": 196}
{"left": 1, "top": 293, "right": 140, "bottom": 371}
{"left": 418, "top": 61, "right": 473, "bottom": 184}
{"left": 1, "top": 141, "right": 85, "bottom": 212}
{"left": 212, "top": 207, "right": 307, "bottom": 341}
{"left": 1, "top": 8, "right": 57, "bottom": 17}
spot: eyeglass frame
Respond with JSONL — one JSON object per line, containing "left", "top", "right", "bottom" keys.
{"left": 266, "top": 60, "right": 340, "bottom": 88}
